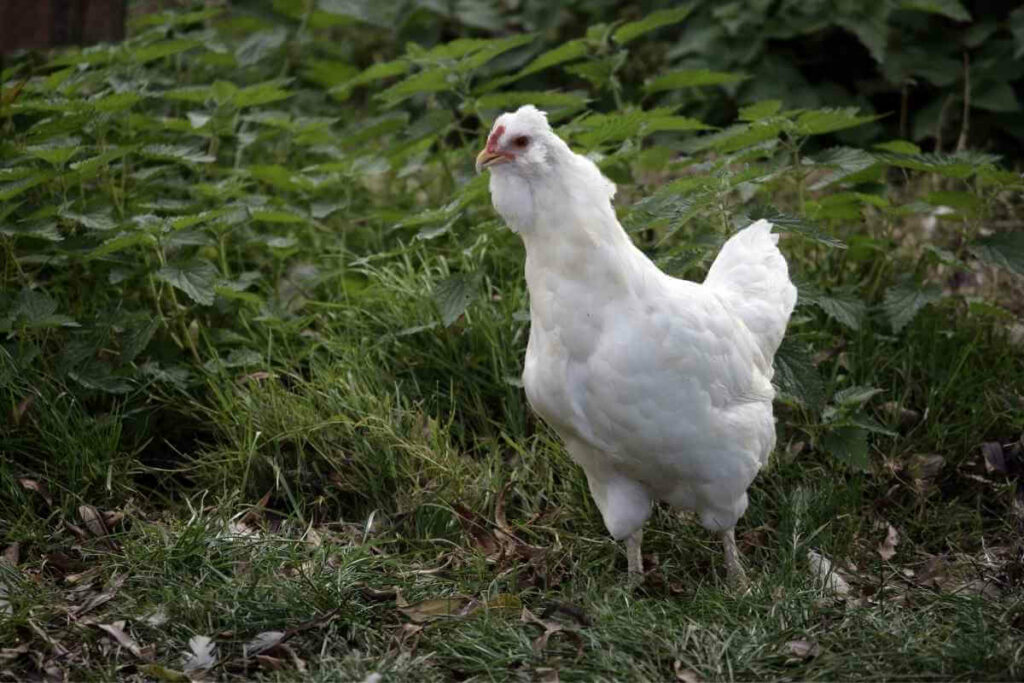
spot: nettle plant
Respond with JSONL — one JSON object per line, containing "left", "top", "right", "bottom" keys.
{"left": 1, "top": 4, "right": 1021, "bottom": 470}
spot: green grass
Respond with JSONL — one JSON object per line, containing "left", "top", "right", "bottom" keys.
{"left": 2, "top": 2, "right": 1024, "bottom": 680}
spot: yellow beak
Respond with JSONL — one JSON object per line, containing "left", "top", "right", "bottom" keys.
{"left": 476, "top": 149, "right": 509, "bottom": 173}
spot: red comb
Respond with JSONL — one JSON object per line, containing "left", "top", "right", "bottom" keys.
{"left": 486, "top": 125, "right": 505, "bottom": 152}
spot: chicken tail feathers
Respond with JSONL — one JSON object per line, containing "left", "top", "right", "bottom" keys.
{"left": 704, "top": 220, "right": 797, "bottom": 361}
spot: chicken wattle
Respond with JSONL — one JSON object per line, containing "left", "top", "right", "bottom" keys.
{"left": 477, "top": 105, "right": 797, "bottom": 584}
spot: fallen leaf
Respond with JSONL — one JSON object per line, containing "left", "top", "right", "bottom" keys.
{"left": 138, "top": 663, "right": 190, "bottom": 681}
{"left": 182, "top": 635, "right": 216, "bottom": 674}
{"left": 79, "top": 505, "right": 110, "bottom": 538}
{"left": 536, "top": 668, "right": 560, "bottom": 682}
{"left": 878, "top": 524, "right": 900, "bottom": 561}
{"left": 255, "top": 654, "right": 286, "bottom": 670}
{"left": 784, "top": 639, "right": 821, "bottom": 659}
{"left": 807, "top": 550, "right": 851, "bottom": 596}
{"left": 96, "top": 621, "right": 154, "bottom": 661}
{"left": 399, "top": 597, "right": 479, "bottom": 623}
{"left": 144, "top": 605, "right": 169, "bottom": 627}
{"left": 18, "top": 478, "right": 52, "bottom": 506}
{"left": 495, "top": 481, "right": 513, "bottom": 535}
{"left": 908, "top": 454, "right": 945, "bottom": 482}
{"left": 674, "top": 660, "right": 703, "bottom": 682}
{"left": 521, "top": 607, "right": 584, "bottom": 658}
{"left": 244, "top": 630, "right": 286, "bottom": 658}
{"left": 240, "top": 490, "right": 273, "bottom": 527}
{"left": 0, "top": 642, "right": 30, "bottom": 660}
{"left": 982, "top": 442, "right": 1006, "bottom": 474}
{"left": 880, "top": 401, "right": 920, "bottom": 428}
{"left": 1, "top": 542, "right": 18, "bottom": 566}
{"left": 11, "top": 393, "right": 35, "bottom": 424}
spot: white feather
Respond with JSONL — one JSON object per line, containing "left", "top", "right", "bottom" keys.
{"left": 484, "top": 106, "right": 797, "bottom": 547}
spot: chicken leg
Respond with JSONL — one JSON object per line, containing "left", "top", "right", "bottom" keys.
{"left": 626, "top": 528, "right": 643, "bottom": 581}
{"left": 721, "top": 528, "right": 748, "bottom": 587}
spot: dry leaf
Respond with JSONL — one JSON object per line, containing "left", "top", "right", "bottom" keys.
{"left": 144, "top": 605, "right": 169, "bottom": 627}
{"left": 2, "top": 542, "right": 20, "bottom": 566}
{"left": 536, "top": 668, "right": 560, "bottom": 682}
{"left": 96, "top": 621, "right": 154, "bottom": 661}
{"left": 0, "top": 643, "right": 30, "bottom": 660}
{"left": 807, "top": 550, "right": 851, "bottom": 596}
{"left": 138, "top": 663, "right": 190, "bottom": 681}
{"left": 673, "top": 660, "right": 703, "bottom": 683}
{"left": 11, "top": 394, "right": 35, "bottom": 425}
{"left": 244, "top": 630, "right": 286, "bottom": 657}
{"left": 908, "top": 454, "right": 945, "bottom": 481}
{"left": 182, "top": 635, "right": 216, "bottom": 673}
{"left": 399, "top": 597, "right": 479, "bottom": 623}
{"left": 70, "top": 589, "right": 116, "bottom": 618}
{"left": 880, "top": 401, "right": 920, "bottom": 428}
{"left": 255, "top": 654, "right": 285, "bottom": 670}
{"left": 878, "top": 524, "right": 900, "bottom": 561}
{"left": 784, "top": 639, "right": 821, "bottom": 659}
{"left": 982, "top": 442, "right": 1006, "bottom": 474}
{"left": 78, "top": 505, "right": 110, "bottom": 538}
{"left": 495, "top": 481, "right": 513, "bottom": 535}
{"left": 521, "top": 607, "right": 584, "bottom": 658}
{"left": 18, "top": 478, "right": 52, "bottom": 506}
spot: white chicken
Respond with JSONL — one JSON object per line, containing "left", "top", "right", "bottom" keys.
{"left": 476, "top": 105, "right": 797, "bottom": 584}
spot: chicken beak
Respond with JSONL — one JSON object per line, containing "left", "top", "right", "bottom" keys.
{"left": 475, "top": 149, "right": 509, "bottom": 173}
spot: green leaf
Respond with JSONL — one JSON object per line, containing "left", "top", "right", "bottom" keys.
{"left": 972, "top": 82, "right": 1020, "bottom": 113}
{"left": 746, "top": 208, "right": 845, "bottom": 249}
{"left": 883, "top": 281, "right": 942, "bottom": 333}
{"left": 924, "top": 190, "right": 982, "bottom": 216}
{"left": 26, "top": 138, "right": 80, "bottom": 166}
{"left": 872, "top": 140, "right": 921, "bottom": 155}
{"left": 873, "top": 151, "right": 996, "bottom": 179}
{"left": 970, "top": 232, "right": 1024, "bottom": 276}
{"left": 644, "top": 69, "right": 748, "bottom": 93}
{"left": 688, "top": 120, "right": 784, "bottom": 153}
{"left": 573, "top": 108, "right": 710, "bottom": 147}
{"left": 235, "top": 28, "right": 287, "bottom": 67}
{"left": 122, "top": 318, "right": 161, "bottom": 363}
{"left": 127, "top": 39, "right": 202, "bottom": 64}
{"left": 0, "top": 172, "right": 53, "bottom": 201}
{"left": 60, "top": 210, "right": 117, "bottom": 231}
{"left": 516, "top": 40, "right": 588, "bottom": 79}
{"left": 834, "top": 386, "right": 884, "bottom": 406}
{"left": 474, "top": 91, "right": 588, "bottom": 115}
{"left": 249, "top": 209, "right": 307, "bottom": 224}
{"left": 613, "top": 5, "right": 696, "bottom": 45}
{"left": 91, "top": 232, "right": 158, "bottom": 258}
{"left": 1012, "top": 7, "right": 1024, "bottom": 60}
{"left": 141, "top": 145, "right": 216, "bottom": 166}
{"left": 69, "top": 360, "right": 132, "bottom": 394}
{"left": 822, "top": 427, "right": 869, "bottom": 471}
{"left": 377, "top": 69, "right": 452, "bottom": 104}
{"left": 793, "top": 108, "right": 879, "bottom": 136}
{"left": 300, "top": 59, "right": 359, "bottom": 88}
{"left": 434, "top": 272, "right": 480, "bottom": 326}
{"left": 898, "top": 0, "right": 971, "bottom": 21}
{"left": 233, "top": 81, "right": 292, "bottom": 108}
{"left": 332, "top": 59, "right": 410, "bottom": 100}
{"left": 155, "top": 260, "right": 220, "bottom": 305}
{"left": 457, "top": 33, "right": 535, "bottom": 72}
{"left": 773, "top": 337, "right": 826, "bottom": 410}
{"left": 809, "top": 293, "right": 866, "bottom": 331}
{"left": 738, "top": 100, "right": 782, "bottom": 122}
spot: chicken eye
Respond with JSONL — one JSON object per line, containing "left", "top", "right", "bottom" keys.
{"left": 512, "top": 135, "right": 530, "bottom": 148}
